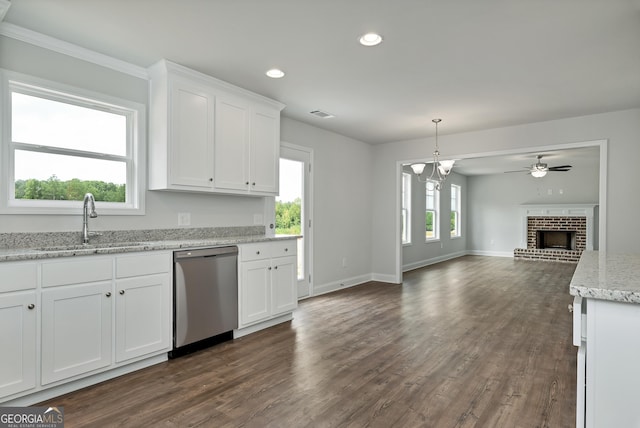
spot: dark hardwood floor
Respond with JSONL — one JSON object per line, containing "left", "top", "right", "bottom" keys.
{"left": 40, "top": 256, "right": 577, "bottom": 427}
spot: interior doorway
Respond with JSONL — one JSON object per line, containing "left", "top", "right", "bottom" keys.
{"left": 278, "top": 143, "right": 312, "bottom": 298}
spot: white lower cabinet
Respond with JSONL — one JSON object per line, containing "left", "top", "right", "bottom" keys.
{"left": 115, "top": 253, "right": 171, "bottom": 363}
{"left": 0, "top": 251, "right": 172, "bottom": 405}
{"left": 239, "top": 241, "right": 297, "bottom": 328}
{"left": 0, "top": 291, "right": 37, "bottom": 397}
{"left": 41, "top": 281, "right": 113, "bottom": 385}
{"left": 240, "top": 259, "right": 272, "bottom": 325}
{"left": 574, "top": 297, "right": 640, "bottom": 427}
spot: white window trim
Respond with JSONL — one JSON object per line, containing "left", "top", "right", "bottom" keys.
{"left": 0, "top": 69, "right": 146, "bottom": 215}
{"left": 425, "top": 179, "right": 439, "bottom": 242}
{"left": 451, "top": 183, "right": 462, "bottom": 238}
{"left": 402, "top": 172, "right": 412, "bottom": 245}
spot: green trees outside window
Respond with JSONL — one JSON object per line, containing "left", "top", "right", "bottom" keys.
{"left": 275, "top": 198, "right": 301, "bottom": 235}
{"left": 15, "top": 175, "right": 125, "bottom": 202}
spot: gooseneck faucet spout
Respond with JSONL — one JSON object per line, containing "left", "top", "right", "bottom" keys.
{"left": 82, "top": 192, "right": 98, "bottom": 244}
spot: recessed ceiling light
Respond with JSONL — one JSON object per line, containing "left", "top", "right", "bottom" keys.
{"left": 359, "top": 32, "right": 383, "bottom": 47}
{"left": 265, "top": 68, "right": 285, "bottom": 78}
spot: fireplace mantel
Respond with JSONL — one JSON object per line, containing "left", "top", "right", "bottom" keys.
{"left": 519, "top": 204, "right": 597, "bottom": 251}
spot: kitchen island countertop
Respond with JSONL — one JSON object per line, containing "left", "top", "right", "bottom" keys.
{"left": 569, "top": 250, "right": 640, "bottom": 304}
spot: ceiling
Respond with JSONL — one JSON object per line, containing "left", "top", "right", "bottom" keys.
{"left": 2, "top": 0, "right": 639, "bottom": 147}
{"left": 451, "top": 146, "right": 600, "bottom": 176}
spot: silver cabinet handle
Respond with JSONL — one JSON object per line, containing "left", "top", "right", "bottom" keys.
{"left": 106, "top": 292, "right": 112, "bottom": 297}
{"left": 274, "top": 266, "right": 278, "bottom": 270}
{"left": 120, "top": 290, "right": 125, "bottom": 295}
{"left": 27, "top": 303, "right": 35, "bottom": 310}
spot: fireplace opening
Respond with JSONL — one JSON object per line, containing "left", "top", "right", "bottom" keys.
{"left": 536, "top": 230, "right": 576, "bottom": 250}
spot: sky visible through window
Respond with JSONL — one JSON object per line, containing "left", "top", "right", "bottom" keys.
{"left": 12, "top": 92, "right": 127, "bottom": 183}
{"left": 277, "top": 158, "right": 302, "bottom": 203}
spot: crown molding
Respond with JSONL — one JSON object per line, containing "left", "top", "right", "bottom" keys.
{"left": 0, "top": 22, "right": 148, "bottom": 79}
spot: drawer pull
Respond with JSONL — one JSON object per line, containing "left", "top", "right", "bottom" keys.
{"left": 284, "top": 248, "right": 288, "bottom": 252}
{"left": 106, "top": 292, "right": 112, "bottom": 297}
{"left": 27, "top": 303, "right": 35, "bottom": 310}
{"left": 120, "top": 290, "right": 125, "bottom": 295}
{"left": 256, "top": 251, "right": 260, "bottom": 255}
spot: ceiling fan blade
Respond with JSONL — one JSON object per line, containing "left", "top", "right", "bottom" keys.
{"left": 503, "top": 170, "right": 529, "bottom": 173}
{"left": 548, "top": 169, "right": 571, "bottom": 172}
{"left": 548, "top": 165, "right": 572, "bottom": 170}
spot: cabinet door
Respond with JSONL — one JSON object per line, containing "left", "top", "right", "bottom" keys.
{"left": 240, "top": 259, "right": 271, "bottom": 326}
{"left": 115, "top": 273, "right": 171, "bottom": 363}
{"left": 41, "top": 282, "right": 112, "bottom": 385}
{"left": 0, "top": 292, "right": 36, "bottom": 398}
{"left": 250, "top": 107, "right": 280, "bottom": 194}
{"left": 271, "top": 256, "right": 298, "bottom": 316}
{"left": 214, "top": 95, "right": 251, "bottom": 191}
{"left": 169, "top": 77, "right": 215, "bottom": 189}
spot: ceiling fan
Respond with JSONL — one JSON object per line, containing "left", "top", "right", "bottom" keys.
{"left": 505, "top": 155, "right": 572, "bottom": 178}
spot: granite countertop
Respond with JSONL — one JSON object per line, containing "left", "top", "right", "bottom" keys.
{"left": 0, "top": 226, "right": 299, "bottom": 262}
{"left": 570, "top": 251, "right": 640, "bottom": 304}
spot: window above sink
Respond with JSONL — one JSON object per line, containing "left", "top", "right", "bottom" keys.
{"left": 0, "top": 69, "right": 146, "bottom": 215}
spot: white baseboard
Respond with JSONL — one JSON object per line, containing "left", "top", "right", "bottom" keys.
{"left": 402, "top": 251, "right": 467, "bottom": 272}
{"left": 466, "top": 250, "right": 513, "bottom": 258}
{"left": 313, "top": 273, "right": 373, "bottom": 296}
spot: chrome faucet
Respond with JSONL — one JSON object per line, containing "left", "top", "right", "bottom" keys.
{"left": 82, "top": 192, "right": 98, "bottom": 244}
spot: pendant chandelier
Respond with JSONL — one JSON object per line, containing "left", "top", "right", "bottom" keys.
{"left": 410, "top": 118, "right": 454, "bottom": 190}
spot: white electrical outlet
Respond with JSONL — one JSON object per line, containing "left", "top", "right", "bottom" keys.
{"left": 178, "top": 212, "right": 191, "bottom": 226}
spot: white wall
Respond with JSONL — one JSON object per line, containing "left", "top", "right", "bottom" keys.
{"left": 373, "top": 109, "right": 640, "bottom": 282}
{"left": 0, "top": 36, "right": 267, "bottom": 233}
{"left": 1, "top": 34, "right": 376, "bottom": 297}
{"left": 281, "top": 117, "right": 373, "bottom": 294}
{"left": 466, "top": 165, "right": 599, "bottom": 256}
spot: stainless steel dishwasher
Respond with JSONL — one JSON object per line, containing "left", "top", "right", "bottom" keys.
{"left": 171, "top": 246, "right": 238, "bottom": 358}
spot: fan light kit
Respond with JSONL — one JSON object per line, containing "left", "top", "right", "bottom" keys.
{"left": 504, "top": 155, "right": 572, "bottom": 178}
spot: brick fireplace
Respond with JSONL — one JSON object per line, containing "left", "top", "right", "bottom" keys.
{"left": 514, "top": 204, "right": 596, "bottom": 263}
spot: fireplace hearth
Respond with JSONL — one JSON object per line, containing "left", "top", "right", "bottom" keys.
{"left": 513, "top": 204, "right": 597, "bottom": 263}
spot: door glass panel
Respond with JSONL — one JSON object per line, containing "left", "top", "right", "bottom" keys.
{"left": 277, "top": 158, "right": 304, "bottom": 280}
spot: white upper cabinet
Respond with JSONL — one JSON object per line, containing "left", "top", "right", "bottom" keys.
{"left": 148, "top": 59, "right": 284, "bottom": 196}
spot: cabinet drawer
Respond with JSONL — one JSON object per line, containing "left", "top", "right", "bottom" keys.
{"left": 240, "top": 243, "right": 271, "bottom": 262}
{"left": 0, "top": 262, "right": 37, "bottom": 293}
{"left": 116, "top": 252, "right": 171, "bottom": 278}
{"left": 42, "top": 257, "right": 112, "bottom": 287}
{"left": 271, "top": 240, "right": 297, "bottom": 258}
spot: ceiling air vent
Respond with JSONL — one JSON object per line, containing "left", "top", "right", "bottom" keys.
{"left": 309, "top": 110, "right": 335, "bottom": 119}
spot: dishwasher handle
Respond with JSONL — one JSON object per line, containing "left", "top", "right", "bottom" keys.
{"left": 174, "top": 246, "right": 238, "bottom": 260}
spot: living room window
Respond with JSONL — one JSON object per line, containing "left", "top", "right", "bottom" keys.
{"left": 425, "top": 180, "right": 439, "bottom": 240}
{"left": 451, "top": 184, "right": 461, "bottom": 237}
{"left": 1, "top": 71, "right": 145, "bottom": 214}
{"left": 401, "top": 172, "right": 412, "bottom": 244}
